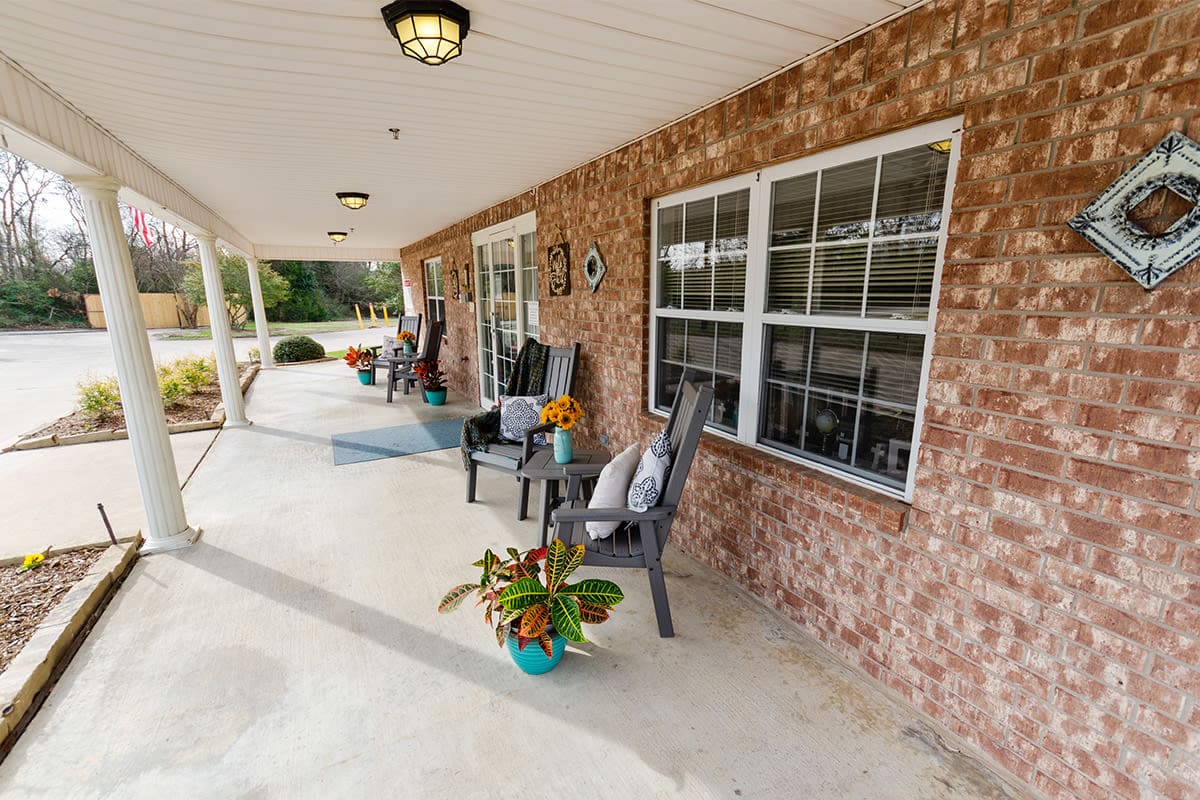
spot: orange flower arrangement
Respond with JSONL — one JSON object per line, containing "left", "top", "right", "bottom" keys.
{"left": 540, "top": 394, "right": 584, "bottom": 431}
{"left": 397, "top": 330, "right": 417, "bottom": 345}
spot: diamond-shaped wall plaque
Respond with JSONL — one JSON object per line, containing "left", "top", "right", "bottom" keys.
{"left": 1068, "top": 131, "right": 1200, "bottom": 289}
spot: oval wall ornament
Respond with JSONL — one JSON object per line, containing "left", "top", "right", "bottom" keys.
{"left": 582, "top": 242, "right": 606, "bottom": 292}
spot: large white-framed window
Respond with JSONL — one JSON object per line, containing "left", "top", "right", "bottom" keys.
{"left": 423, "top": 256, "right": 445, "bottom": 331}
{"left": 650, "top": 119, "right": 961, "bottom": 500}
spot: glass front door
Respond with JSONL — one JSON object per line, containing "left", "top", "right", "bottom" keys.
{"left": 474, "top": 215, "right": 537, "bottom": 405}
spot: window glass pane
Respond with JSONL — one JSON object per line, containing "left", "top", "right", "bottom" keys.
{"left": 712, "top": 375, "right": 740, "bottom": 431}
{"left": 760, "top": 325, "right": 811, "bottom": 448}
{"left": 682, "top": 197, "right": 715, "bottom": 311}
{"left": 656, "top": 361, "right": 684, "bottom": 410}
{"left": 853, "top": 406, "right": 915, "bottom": 486}
{"left": 714, "top": 189, "right": 749, "bottom": 311}
{"left": 808, "top": 328, "right": 865, "bottom": 397}
{"left": 766, "top": 248, "right": 811, "bottom": 314}
{"left": 875, "top": 145, "right": 948, "bottom": 237}
{"left": 771, "top": 172, "right": 816, "bottom": 246}
{"left": 802, "top": 390, "right": 856, "bottom": 464}
{"left": 661, "top": 318, "right": 686, "bottom": 362}
{"left": 684, "top": 319, "right": 715, "bottom": 367}
{"left": 715, "top": 322, "right": 742, "bottom": 375}
{"left": 817, "top": 156, "right": 876, "bottom": 242}
{"left": 864, "top": 332, "right": 924, "bottom": 407}
{"left": 811, "top": 243, "right": 867, "bottom": 315}
{"left": 658, "top": 204, "right": 684, "bottom": 308}
{"left": 866, "top": 238, "right": 938, "bottom": 319}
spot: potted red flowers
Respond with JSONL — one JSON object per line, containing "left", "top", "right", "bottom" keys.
{"left": 343, "top": 344, "right": 374, "bottom": 385}
{"left": 413, "top": 359, "right": 448, "bottom": 405}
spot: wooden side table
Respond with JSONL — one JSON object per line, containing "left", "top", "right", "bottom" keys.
{"left": 521, "top": 448, "right": 610, "bottom": 547}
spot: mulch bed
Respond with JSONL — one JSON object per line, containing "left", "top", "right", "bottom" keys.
{"left": 0, "top": 548, "right": 106, "bottom": 676}
{"left": 27, "top": 363, "right": 252, "bottom": 440}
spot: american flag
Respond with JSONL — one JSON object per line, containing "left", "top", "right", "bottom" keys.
{"left": 131, "top": 207, "right": 155, "bottom": 248}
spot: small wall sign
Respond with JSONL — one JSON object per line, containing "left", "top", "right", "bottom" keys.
{"left": 547, "top": 241, "right": 570, "bottom": 296}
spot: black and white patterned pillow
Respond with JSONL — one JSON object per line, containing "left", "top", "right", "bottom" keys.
{"left": 627, "top": 430, "right": 672, "bottom": 512}
{"left": 498, "top": 394, "right": 550, "bottom": 444}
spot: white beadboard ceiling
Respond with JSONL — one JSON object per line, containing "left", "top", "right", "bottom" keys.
{"left": 0, "top": 0, "right": 921, "bottom": 252}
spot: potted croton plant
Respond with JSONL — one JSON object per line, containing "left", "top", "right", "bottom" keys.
{"left": 413, "top": 359, "right": 448, "bottom": 405}
{"left": 343, "top": 344, "right": 374, "bottom": 385}
{"left": 439, "top": 539, "right": 623, "bottom": 674}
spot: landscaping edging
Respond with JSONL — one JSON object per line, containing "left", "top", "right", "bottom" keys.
{"left": 274, "top": 356, "right": 335, "bottom": 366}
{"left": 6, "top": 365, "right": 261, "bottom": 451}
{"left": 0, "top": 537, "right": 141, "bottom": 753}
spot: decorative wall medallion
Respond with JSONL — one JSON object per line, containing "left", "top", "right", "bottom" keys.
{"left": 547, "top": 241, "right": 571, "bottom": 296}
{"left": 582, "top": 242, "right": 607, "bottom": 292}
{"left": 449, "top": 268, "right": 460, "bottom": 301}
{"left": 1068, "top": 131, "right": 1200, "bottom": 289}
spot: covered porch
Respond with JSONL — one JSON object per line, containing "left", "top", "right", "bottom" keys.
{"left": 0, "top": 361, "right": 1019, "bottom": 798}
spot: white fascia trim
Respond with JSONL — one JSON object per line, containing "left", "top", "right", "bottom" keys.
{"left": 251, "top": 245, "right": 404, "bottom": 262}
{"left": 0, "top": 52, "right": 252, "bottom": 253}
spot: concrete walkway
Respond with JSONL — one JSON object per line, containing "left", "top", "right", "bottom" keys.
{"left": 0, "top": 362, "right": 1029, "bottom": 800}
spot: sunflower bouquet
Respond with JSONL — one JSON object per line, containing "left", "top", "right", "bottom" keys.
{"left": 540, "top": 394, "right": 584, "bottom": 431}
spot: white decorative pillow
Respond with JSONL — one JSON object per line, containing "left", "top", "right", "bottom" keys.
{"left": 586, "top": 444, "right": 641, "bottom": 540}
{"left": 381, "top": 335, "right": 399, "bottom": 356}
{"left": 498, "top": 394, "right": 549, "bottom": 443}
{"left": 627, "top": 431, "right": 672, "bottom": 513}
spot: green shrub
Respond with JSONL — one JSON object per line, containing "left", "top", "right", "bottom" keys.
{"left": 273, "top": 335, "right": 325, "bottom": 363}
{"left": 77, "top": 374, "right": 122, "bottom": 418}
{"left": 158, "top": 373, "right": 189, "bottom": 407}
{"left": 172, "top": 355, "right": 218, "bottom": 392}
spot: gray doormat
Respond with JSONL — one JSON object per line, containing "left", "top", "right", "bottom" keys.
{"left": 331, "top": 417, "right": 464, "bottom": 465}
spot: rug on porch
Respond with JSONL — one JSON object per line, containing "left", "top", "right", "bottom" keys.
{"left": 331, "top": 417, "right": 465, "bottom": 465}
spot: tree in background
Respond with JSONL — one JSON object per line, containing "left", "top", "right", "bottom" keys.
{"left": 182, "top": 252, "right": 289, "bottom": 329}
{"left": 364, "top": 261, "right": 404, "bottom": 311}
{"left": 270, "top": 260, "right": 330, "bottom": 321}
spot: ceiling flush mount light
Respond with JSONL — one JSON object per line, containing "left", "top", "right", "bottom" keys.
{"left": 381, "top": 1, "right": 470, "bottom": 66}
{"left": 336, "top": 192, "right": 369, "bottom": 210}
{"left": 327, "top": 231, "right": 348, "bottom": 243}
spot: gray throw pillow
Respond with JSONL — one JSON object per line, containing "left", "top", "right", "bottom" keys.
{"left": 498, "top": 394, "right": 550, "bottom": 444}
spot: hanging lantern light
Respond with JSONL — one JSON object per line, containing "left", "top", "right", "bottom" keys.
{"left": 327, "top": 231, "right": 348, "bottom": 243}
{"left": 336, "top": 192, "right": 369, "bottom": 210}
{"left": 380, "top": 1, "right": 470, "bottom": 66}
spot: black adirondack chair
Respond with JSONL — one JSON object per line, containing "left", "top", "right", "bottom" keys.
{"left": 550, "top": 380, "right": 714, "bottom": 638}
{"left": 393, "top": 319, "right": 445, "bottom": 402}
{"left": 466, "top": 341, "right": 581, "bottom": 520}
{"left": 370, "top": 314, "right": 422, "bottom": 385}
{"left": 387, "top": 319, "right": 443, "bottom": 403}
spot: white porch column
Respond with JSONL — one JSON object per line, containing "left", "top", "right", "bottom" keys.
{"left": 196, "top": 233, "right": 249, "bottom": 426}
{"left": 70, "top": 176, "right": 197, "bottom": 554}
{"left": 245, "top": 255, "right": 274, "bottom": 368}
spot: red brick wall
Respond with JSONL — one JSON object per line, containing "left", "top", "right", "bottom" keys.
{"left": 402, "top": 2, "right": 1200, "bottom": 797}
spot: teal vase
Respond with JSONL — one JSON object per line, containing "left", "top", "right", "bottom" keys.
{"left": 357, "top": 370, "right": 371, "bottom": 385}
{"left": 426, "top": 388, "right": 447, "bottom": 405}
{"left": 507, "top": 629, "right": 566, "bottom": 674}
{"left": 553, "top": 427, "right": 573, "bottom": 464}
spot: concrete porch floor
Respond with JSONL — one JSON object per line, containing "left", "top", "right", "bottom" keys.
{"left": 0, "top": 362, "right": 1029, "bottom": 799}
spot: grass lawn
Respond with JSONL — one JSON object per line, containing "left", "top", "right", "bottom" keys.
{"left": 155, "top": 319, "right": 372, "bottom": 340}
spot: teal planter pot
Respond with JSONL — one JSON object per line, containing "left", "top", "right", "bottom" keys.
{"left": 357, "top": 370, "right": 371, "bottom": 385}
{"left": 553, "top": 427, "right": 573, "bottom": 464}
{"left": 425, "top": 388, "right": 447, "bottom": 406}
{"left": 507, "top": 630, "right": 566, "bottom": 674}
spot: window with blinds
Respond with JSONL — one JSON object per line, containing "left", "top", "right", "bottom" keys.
{"left": 650, "top": 121, "right": 958, "bottom": 498}
{"left": 423, "top": 256, "right": 445, "bottom": 331}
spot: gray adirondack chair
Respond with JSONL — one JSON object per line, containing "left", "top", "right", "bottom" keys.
{"left": 387, "top": 319, "right": 443, "bottom": 402}
{"left": 550, "top": 380, "right": 714, "bottom": 638}
{"left": 394, "top": 319, "right": 445, "bottom": 402}
{"left": 371, "top": 314, "right": 422, "bottom": 384}
{"left": 466, "top": 341, "right": 581, "bottom": 520}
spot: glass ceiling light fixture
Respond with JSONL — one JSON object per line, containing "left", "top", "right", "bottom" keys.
{"left": 327, "top": 231, "right": 348, "bottom": 243}
{"left": 336, "top": 192, "right": 369, "bottom": 210}
{"left": 927, "top": 139, "right": 953, "bottom": 155}
{"left": 381, "top": 1, "right": 470, "bottom": 66}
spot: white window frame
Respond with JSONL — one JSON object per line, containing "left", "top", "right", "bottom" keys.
{"left": 423, "top": 255, "right": 446, "bottom": 333}
{"left": 649, "top": 117, "right": 962, "bottom": 502}
{"left": 471, "top": 210, "right": 537, "bottom": 407}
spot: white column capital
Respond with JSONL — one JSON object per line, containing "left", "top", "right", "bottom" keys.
{"left": 193, "top": 230, "right": 218, "bottom": 243}
{"left": 67, "top": 175, "right": 122, "bottom": 195}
